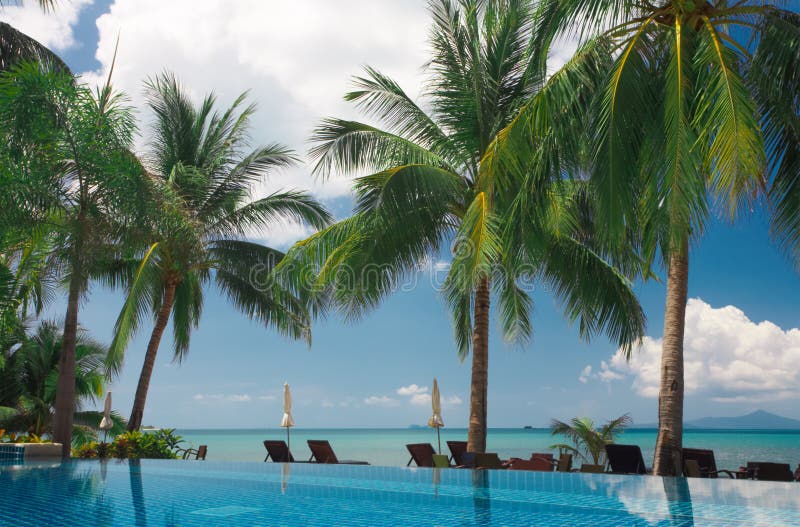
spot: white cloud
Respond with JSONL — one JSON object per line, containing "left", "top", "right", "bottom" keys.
{"left": 395, "top": 383, "right": 462, "bottom": 406}
{"left": 0, "top": 0, "right": 93, "bottom": 51}
{"left": 363, "top": 395, "right": 399, "bottom": 407}
{"left": 593, "top": 298, "right": 800, "bottom": 403}
{"left": 77, "top": 0, "right": 581, "bottom": 248}
{"left": 257, "top": 395, "right": 276, "bottom": 401}
{"left": 397, "top": 384, "right": 428, "bottom": 396}
{"left": 77, "top": 0, "right": 433, "bottom": 247}
{"left": 444, "top": 395, "right": 462, "bottom": 406}
{"left": 578, "top": 365, "right": 592, "bottom": 384}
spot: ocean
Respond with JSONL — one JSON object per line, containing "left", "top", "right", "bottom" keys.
{"left": 176, "top": 428, "right": 800, "bottom": 469}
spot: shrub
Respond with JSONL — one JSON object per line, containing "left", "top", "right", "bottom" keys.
{"left": 0, "top": 431, "right": 46, "bottom": 444}
{"left": 71, "top": 429, "right": 183, "bottom": 459}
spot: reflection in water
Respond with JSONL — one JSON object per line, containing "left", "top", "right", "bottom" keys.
{"left": 281, "top": 462, "right": 290, "bottom": 494}
{"left": 471, "top": 470, "right": 492, "bottom": 527}
{"left": 432, "top": 467, "right": 441, "bottom": 498}
{"left": 663, "top": 477, "right": 694, "bottom": 527}
{"left": 129, "top": 460, "right": 147, "bottom": 527}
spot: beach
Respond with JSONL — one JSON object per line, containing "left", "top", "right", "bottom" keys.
{"left": 177, "top": 428, "right": 800, "bottom": 468}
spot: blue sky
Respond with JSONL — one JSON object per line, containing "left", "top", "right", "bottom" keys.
{"left": 4, "top": 0, "right": 800, "bottom": 428}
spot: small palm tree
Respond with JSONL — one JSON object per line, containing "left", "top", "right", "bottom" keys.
{"left": 282, "top": 0, "right": 646, "bottom": 453}
{"left": 550, "top": 415, "right": 631, "bottom": 466}
{"left": 110, "top": 73, "right": 332, "bottom": 431}
{"left": 0, "top": 320, "right": 125, "bottom": 442}
{"left": 495, "top": 0, "right": 800, "bottom": 475}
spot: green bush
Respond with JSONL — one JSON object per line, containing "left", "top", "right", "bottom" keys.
{"left": 0, "top": 430, "right": 46, "bottom": 444}
{"left": 72, "top": 429, "right": 183, "bottom": 459}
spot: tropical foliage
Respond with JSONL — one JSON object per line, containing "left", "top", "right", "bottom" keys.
{"left": 550, "top": 414, "right": 631, "bottom": 466}
{"left": 108, "top": 73, "right": 331, "bottom": 431}
{"left": 73, "top": 429, "right": 184, "bottom": 459}
{"left": 279, "top": 0, "right": 646, "bottom": 452}
{"left": 0, "top": 320, "right": 125, "bottom": 445}
{"left": 0, "top": 1, "right": 67, "bottom": 72}
{"left": 0, "top": 62, "right": 149, "bottom": 454}
{"left": 492, "top": 0, "right": 800, "bottom": 475}
{"left": 1, "top": 0, "right": 799, "bottom": 467}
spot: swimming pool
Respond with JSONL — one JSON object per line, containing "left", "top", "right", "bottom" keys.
{"left": 1, "top": 460, "right": 798, "bottom": 526}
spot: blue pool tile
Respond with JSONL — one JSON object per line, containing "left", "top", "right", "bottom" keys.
{"left": 1, "top": 460, "right": 799, "bottom": 526}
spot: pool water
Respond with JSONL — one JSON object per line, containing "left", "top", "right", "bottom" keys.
{"left": 1, "top": 460, "right": 798, "bottom": 526}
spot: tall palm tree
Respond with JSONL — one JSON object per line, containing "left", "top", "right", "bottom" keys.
{"left": 281, "top": 0, "right": 646, "bottom": 452}
{"left": 756, "top": 11, "right": 800, "bottom": 261}
{"left": 498, "top": 0, "right": 800, "bottom": 474}
{"left": 0, "top": 320, "right": 125, "bottom": 442}
{"left": 110, "top": 73, "right": 332, "bottom": 431}
{"left": 0, "top": 63, "right": 148, "bottom": 455}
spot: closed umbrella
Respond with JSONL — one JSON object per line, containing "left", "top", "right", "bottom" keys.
{"left": 280, "top": 383, "right": 294, "bottom": 450}
{"left": 99, "top": 391, "right": 113, "bottom": 442}
{"left": 428, "top": 378, "right": 444, "bottom": 454}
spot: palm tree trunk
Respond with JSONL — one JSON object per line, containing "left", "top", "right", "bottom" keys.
{"left": 467, "top": 276, "right": 490, "bottom": 453}
{"left": 127, "top": 280, "right": 177, "bottom": 431}
{"left": 653, "top": 241, "right": 689, "bottom": 476}
{"left": 52, "top": 269, "right": 81, "bottom": 457}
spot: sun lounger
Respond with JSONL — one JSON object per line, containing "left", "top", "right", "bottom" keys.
{"left": 406, "top": 443, "right": 436, "bottom": 467}
{"left": 746, "top": 462, "right": 795, "bottom": 482}
{"left": 264, "top": 440, "right": 295, "bottom": 462}
{"left": 556, "top": 453, "right": 573, "bottom": 472}
{"left": 605, "top": 444, "right": 648, "bottom": 475}
{"left": 180, "top": 445, "right": 207, "bottom": 460}
{"left": 682, "top": 448, "right": 735, "bottom": 478}
{"left": 472, "top": 453, "right": 505, "bottom": 469}
{"left": 307, "top": 440, "right": 369, "bottom": 465}
{"left": 508, "top": 453, "right": 554, "bottom": 472}
{"left": 580, "top": 464, "right": 605, "bottom": 473}
{"left": 432, "top": 454, "right": 450, "bottom": 468}
{"left": 447, "top": 441, "right": 468, "bottom": 466}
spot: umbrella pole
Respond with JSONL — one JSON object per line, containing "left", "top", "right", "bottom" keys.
{"left": 286, "top": 427, "right": 290, "bottom": 452}
{"left": 437, "top": 428, "right": 441, "bottom": 455}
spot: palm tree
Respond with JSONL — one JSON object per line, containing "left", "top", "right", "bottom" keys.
{"left": 0, "top": 320, "right": 125, "bottom": 442}
{"left": 281, "top": 0, "right": 646, "bottom": 452}
{"left": 498, "top": 0, "right": 800, "bottom": 474}
{"left": 756, "top": 11, "right": 800, "bottom": 261}
{"left": 550, "top": 415, "right": 631, "bottom": 466}
{"left": 0, "top": 63, "right": 148, "bottom": 455}
{"left": 0, "top": 0, "right": 68, "bottom": 71}
{"left": 110, "top": 73, "right": 332, "bottom": 431}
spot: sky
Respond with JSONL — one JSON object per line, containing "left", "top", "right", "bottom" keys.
{"left": 3, "top": 0, "right": 800, "bottom": 429}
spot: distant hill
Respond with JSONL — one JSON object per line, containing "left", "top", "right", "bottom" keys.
{"left": 634, "top": 410, "right": 800, "bottom": 430}
{"left": 687, "top": 410, "right": 800, "bottom": 430}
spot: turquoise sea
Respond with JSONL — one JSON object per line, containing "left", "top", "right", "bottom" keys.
{"left": 177, "top": 428, "right": 800, "bottom": 469}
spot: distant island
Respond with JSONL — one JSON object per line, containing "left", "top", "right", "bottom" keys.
{"left": 632, "top": 410, "right": 800, "bottom": 430}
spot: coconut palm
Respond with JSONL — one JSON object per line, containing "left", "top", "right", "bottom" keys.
{"left": 495, "top": 0, "right": 800, "bottom": 475}
{"left": 550, "top": 414, "right": 631, "bottom": 466}
{"left": 281, "top": 0, "right": 646, "bottom": 452}
{"left": 109, "top": 73, "right": 332, "bottom": 431}
{"left": 0, "top": 320, "right": 126, "bottom": 442}
{"left": 0, "top": 0, "right": 68, "bottom": 72}
{"left": 755, "top": 10, "right": 800, "bottom": 261}
{"left": 0, "top": 63, "right": 148, "bottom": 455}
